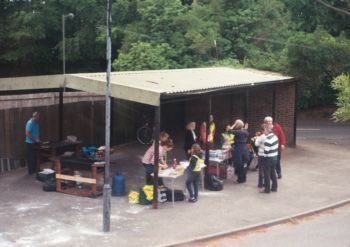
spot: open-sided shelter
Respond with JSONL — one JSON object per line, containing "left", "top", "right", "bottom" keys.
{"left": 0, "top": 67, "right": 297, "bottom": 207}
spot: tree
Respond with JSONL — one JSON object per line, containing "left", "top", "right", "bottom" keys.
{"left": 315, "top": 0, "right": 350, "bottom": 16}
{"left": 331, "top": 74, "right": 350, "bottom": 122}
{"left": 112, "top": 42, "right": 177, "bottom": 71}
{"left": 282, "top": 0, "right": 350, "bottom": 36}
{"left": 280, "top": 27, "right": 350, "bottom": 108}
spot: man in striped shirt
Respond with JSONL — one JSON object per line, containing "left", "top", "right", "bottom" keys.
{"left": 261, "top": 124, "right": 279, "bottom": 193}
{"left": 264, "top": 116, "right": 286, "bottom": 179}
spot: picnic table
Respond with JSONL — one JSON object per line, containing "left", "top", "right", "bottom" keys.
{"left": 36, "top": 140, "right": 82, "bottom": 171}
{"left": 158, "top": 161, "right": 206, "bottom": 207}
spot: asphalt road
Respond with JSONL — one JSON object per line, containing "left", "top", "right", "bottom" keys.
{"left": 194, "top": 204, "right": 350, "bottom": 247}
{"left": 297, "top": 118, "right": 350, "bottom": 146}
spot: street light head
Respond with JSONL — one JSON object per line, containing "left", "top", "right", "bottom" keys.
{"left": 67, "top": 13, "right": 74, "bottom": 19}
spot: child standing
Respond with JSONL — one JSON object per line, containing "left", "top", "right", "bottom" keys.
{"left": 186, "top": 144, "right": 204, "bottom": 203}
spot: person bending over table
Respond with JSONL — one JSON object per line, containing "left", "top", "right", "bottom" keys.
{"left": 186, "top": 143, "right": 204, "bottom": 203}
{"left": 142, "top": 139, "right": 174, "bottom": 186}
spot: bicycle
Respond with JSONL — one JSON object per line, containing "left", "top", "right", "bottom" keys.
{"left": 136, "top": 114, "right": 153, "bottom": 145}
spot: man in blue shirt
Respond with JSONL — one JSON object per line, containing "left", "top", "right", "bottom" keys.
{"left": 25, "top": 112, "right": 40, "bottom": 174}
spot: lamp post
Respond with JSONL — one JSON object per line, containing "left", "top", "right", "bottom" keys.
{"left": 59, "top": 13, "right": 74, "bottom": 141}
{"left": 103, "top": 0, "right": 112, "bottom": 232}
{"left": 62, "top": 13, "right": 74, "bottom": 74}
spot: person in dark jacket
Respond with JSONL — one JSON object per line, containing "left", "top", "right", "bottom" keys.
{"left": 229, "top": 119, "right": 249, "bottom": 183}
{"left": 184, "top": 121, "right": 197, "bottom": 158}
{"left": 186, "top": 143, "right": 204, "bottom": 202}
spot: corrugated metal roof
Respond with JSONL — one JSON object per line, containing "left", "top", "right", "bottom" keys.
{"left": 0, "top": 67, "right": 293, "bottom": 106}
{"left": 70, "top": 67, "right": 292, "bottom": 95}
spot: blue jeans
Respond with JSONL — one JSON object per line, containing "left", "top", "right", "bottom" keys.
{"left": 186, "top": 172, "right": 200, "bottom": 199}
{"left": 143, "top": 163, "right": 163, "bottom": 186}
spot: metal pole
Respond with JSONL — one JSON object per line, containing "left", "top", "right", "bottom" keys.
{"left": 58, "top": 88, "right": 64, "bottom": 141}
{"left": 205, "top": 97, "right": 212, "bottom": 172}
{"left": 293, "top": 81, "right": 298, "bottom": 147}
{"left": 62, "top": 15, "right": 65, "bottom": 75}
{"left": 103, "top": 0, "right": 112, "bottom": 232}
{"left": 110, "top": 98, "right": 115, "bottom": 146}
{"left": 214, "top": 40, "right": 218, "bottom": 60}
{"left": 62, "top": 13, "right": 73, "bottom": 74}
{"left": 152, "top": 105, "right": 160, "bottom": 209}
{"left": 272, "top": 84, "right": 276, "bottom": 120}
{"left": 244, "top": 89, "right": 249, "bottom": 123}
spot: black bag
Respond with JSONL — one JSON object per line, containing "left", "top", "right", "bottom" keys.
{"left": 165, "top": 189, "right": 185, "bottom": 201}
{"left": 205, "top": 173, "right": 224, "bottom": 191}
{"left": 158, "top": 187, "right": 167, "bottom": 203}
{"left": 36, "top": 171, "right": 55, "bottom": 183}
{"left": 139, "top": 188, "right": 152, "bottom": 205}
{"left": 42, "top": 179, "right": 56, "bottom": 192}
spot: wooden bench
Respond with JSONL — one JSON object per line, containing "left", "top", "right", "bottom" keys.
{"left": 51, "top": 157, "right": 105, "bottom": 198}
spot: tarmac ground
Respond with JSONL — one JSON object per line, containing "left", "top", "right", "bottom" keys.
{"left": 0, "top": 117, "right": 349, "bottom": 247}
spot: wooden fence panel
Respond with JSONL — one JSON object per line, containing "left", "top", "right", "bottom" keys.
{"left": 0, "top": 111, "right": 5, "bottom": 156}
{"left": 0, "top": 99, "right": 144, "bottom": 166}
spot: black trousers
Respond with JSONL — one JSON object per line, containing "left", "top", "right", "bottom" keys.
{"left": 258, "top": 156, "right": 265, "bottom": 187}
{"left": 263, "top": 158, "right": 277, "bottom": 192}
{"left": 275, "top": 152, "right": 282, "bottom": 176}
{"left": 233, "top": 146, "right": 247, "bottom": 183}
{"left": 26, "top": 143, "right": 37, "bottom": 174}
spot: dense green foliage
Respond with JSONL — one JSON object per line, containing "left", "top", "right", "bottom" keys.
{"left": 1, "top": 0, "right": 350, "bottom": 109}
{"left": 331, "top": 74, "right": 350, "bottom": 122}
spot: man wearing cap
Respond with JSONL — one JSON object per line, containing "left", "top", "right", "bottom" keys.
{"left": 25, "top": 112, "right": 41, "bottom": 174}
{"left": 264, "top": 116, "right": 286, "bottom": 179}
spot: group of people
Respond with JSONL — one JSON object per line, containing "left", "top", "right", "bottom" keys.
{"left": 227, "top": 116, "right": 286, "bottom": 193}
{"left": 254, "top": 116, "right": 286, "bottom": 193}
{"left": 184, "top": 114, "right": 216, "bottom": 158}
{"left": 26, "top": 110, "right": 286, "bottom": 200}
{"left": 142, "top": 114, "right": 286, "bottom": 203}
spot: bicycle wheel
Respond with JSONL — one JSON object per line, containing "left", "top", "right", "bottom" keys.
{"left": 137, "top": 126, "right": 153, "bottom": 145}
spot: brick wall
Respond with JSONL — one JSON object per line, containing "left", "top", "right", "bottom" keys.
{"left": 182, "top": 83, "right": 296, "bottom": 148}
{"left": 275, "top": 82, "right": 296, "bottom": 146}
{"left": 247, "top": 87, "right": 274, "bottom": 137}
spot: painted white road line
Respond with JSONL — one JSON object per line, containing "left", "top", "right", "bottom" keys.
{"left": 297, "top": 129, "right": 321, "bottom": 131}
